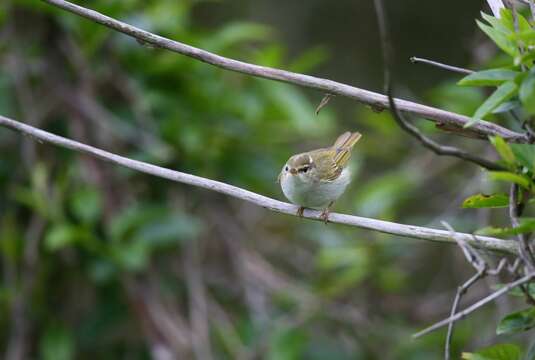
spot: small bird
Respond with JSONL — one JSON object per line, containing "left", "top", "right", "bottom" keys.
{"left": 278, "top": 131, "right": 362, "bottom": 222}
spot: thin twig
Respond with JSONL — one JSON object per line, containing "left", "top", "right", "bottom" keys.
{"left": 373, "top": 0, "right": 505, "bottom": 172}
{"left": 315, "top": 94, "right": 333, "bottom": 115}
{"left": 529, "top": 0, "right": 535, "bottom": 22}
{"left": 445, "top": 270, "right": 485, "bottom": 360}
{"left": 0, "top": 114, "right": 518, "bottom": 253}
{"left": 442, "top": 221, "right": 487, "bottom": 360}
{"left": 184, "top": 240, "right": 214, "bottom": 360}
{"left": 486, "top": 0, "right": 506, "bottom": 18}
{"left": 441, "top": 222, "right": 485, "bottom": 272}
{"left": 509, "top": 0, "right": 528, "bottom": 72}
{"left": 39, "top": 0, "right": 528, "bottom": 143}
{"left": 509, "top": 184, "right": 535, "bottom": 270}
{"left": 410, "top": 57, "right": 474, "bottom": 75}
{"left": 413, "top": 271, "right": 535, "bottom": 338}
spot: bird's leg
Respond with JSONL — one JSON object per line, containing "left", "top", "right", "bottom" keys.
{"left": 296, "top": 206, "right": 305, "bottom": 217}
{"left": 320, "top": 202, "right": 334, "bottom": 224}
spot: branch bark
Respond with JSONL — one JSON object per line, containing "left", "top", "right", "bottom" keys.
{"left": 373, "top": 0, "right": 505, "bottom": 172}
{"left": 410, "top": 57, "right": 474, "bottom": 75}
{"left": 0, "top": 114, "right": 518, "bottom": 254}
{"left": 40, "top": 0, "right": 528, "bottom": 143}
{"left": 413, "top": 271, "right": 535, "bottom": 338}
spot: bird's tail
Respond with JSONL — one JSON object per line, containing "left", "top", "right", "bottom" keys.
{"left": 332, "top": 131, "right": 362, "bottom": 168}
{"left": 332, "top": 131, "right": 362, "bottom": 151}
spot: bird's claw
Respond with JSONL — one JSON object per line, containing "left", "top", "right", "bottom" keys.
{"left": 296, "top": 206, "right": 305, "bottom": 217}
{"left": 320, "top": 208, "right": 330, "bottom": 224}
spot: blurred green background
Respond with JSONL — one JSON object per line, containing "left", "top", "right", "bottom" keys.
{"left": 0, "top": 0, "right": 532, "bottom": 359}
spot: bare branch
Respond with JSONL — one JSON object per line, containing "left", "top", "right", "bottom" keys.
{"left": 413, "top": 272, "right": 535, "bottom": 338}
{"left": 315, "top": 94, "right": 333, "bottom": 115}
{"left": 373, "top": 0, "right": 506, "bottom": 171}
{"left": 441, "top": 221, "right": 485, "bottom": 272}
{"left": 487, "top": 0, "right": 506, "bottom": 17}
{"left": 440, "top": 221, "right": 501, "bottom": 360}
{"left": 40, "top": 0, "right": 528, "bottom": 143}
{"left": 445, "top": 270, "right": 485, "bottom": 360}
{"left": 184, "top": 240, "right": 214, "bottom": 360}
{"left": 509, "top": 184, "right": 535, "bottom": 270}
{"left": 410, "top": 57, "right": 474, "bottom": 75}
{"left": 0, "top": 114, "right": 518, "bottom": 253}
{"left": 529, "top": 0, "right": 535, "bottom": 22}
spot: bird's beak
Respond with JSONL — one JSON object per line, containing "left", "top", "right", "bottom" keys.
{"left": 289, "top": 168, "right": 297, "bottom": 175}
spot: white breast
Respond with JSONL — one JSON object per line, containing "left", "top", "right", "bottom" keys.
{"left": 280, "top": 167, "right": 352, "bottom": 209}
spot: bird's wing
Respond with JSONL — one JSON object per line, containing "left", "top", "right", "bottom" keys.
{"left": 312, "top": 148, "right": 344, "bottom": 182}
{"left": 332, "top": 131, "right": 362, "bottom": 169}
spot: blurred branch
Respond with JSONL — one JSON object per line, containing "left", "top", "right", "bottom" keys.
{"left": 415, "top": 220, "right": 527, "bottom": 353}
{"left": 509, "top": 184, "right": 535, "bottom": 270}
{"left": 413, "top": 271, "right": 535, "bottom": 338}
{"left": 486, "top": 0, "right": 505, "bottom": 17}
{"left": 0, "top": 114, "right": 518, "bottom": 253}
{"left": 441, "top": 221, "right": 510, "bottom": 360}
{"left": 40, "top": 0, "right": 528, "bottom": 143}
{"left": 444, "top": 271, "right": 484, "bottom": 360}
{"left": 373, "top": 0, "right": 506, "bottom": 171}
{"left": 528, "top": 0, "right": 535, "bottom": 22}
{"left": 409, "top": 57, "right": 474, "bottom": 75}
{"left": 184, "top": 240, "right": 214, "bottom": 360}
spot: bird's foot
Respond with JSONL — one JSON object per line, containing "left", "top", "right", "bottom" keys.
{"left": 320, "top": 202, "right": 334, "bottom": 224}
{"left": 296, "top": 206, "right": 305, "bottom": 217}
{"left": 320, "top": 208, "right": 330, "bottom": 224}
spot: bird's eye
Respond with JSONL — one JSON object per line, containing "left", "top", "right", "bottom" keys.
{"left": 285, "top": 166, "right": 289, "bottom": 171}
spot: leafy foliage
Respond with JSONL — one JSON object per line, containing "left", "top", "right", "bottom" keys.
{"left": 497, "top": 307, "right": 535, "bottom": 335}
{"left": 462, "top": 343, "right": 522, "bottom": 360}
{"left": 1, "top": 1, "right": 535, "bottom": 359}
{"left": 462, "top": 193, "right": 509, "bottom": 208}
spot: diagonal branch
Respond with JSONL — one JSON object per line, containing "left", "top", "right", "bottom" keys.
{"left": 373, "top": 0, "right": 505, "bottom": 171}
{"left": 0, "top": 114, "right": 518, "bottom": 254}
{"left": 509, "top": 184, "right": 535, "bottom": 270}
{"left": 444, "top": 270, "right": 485, "bottom": 360}
{"left": 409, "top": 57, "right": 474, "bottom": 75}
{"left": 413, "top": 271, "right": 535, "bottom": 338}
{"left": 40, "top": 0, "right": 528, "bottom": 143}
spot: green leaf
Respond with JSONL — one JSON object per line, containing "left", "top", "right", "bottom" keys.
{"left": 492, "top": 100, "right": 521, "bottom": 114}
{"left": 111, "top": 240, "right": 150, "bottom": 272}
{"left": 476, "top": 217, "right": 535, "bottom": 236}
{"left": 468, "top": 81, "right": 518, "bottom": 127}
{"left": 481, "top": 11, "right": 512, "bottom": 34}
{"left": 509, "top": 29, "right": 535, "bottom": 43}
{"left": 497, "top": 307, "right": 535, "bottom": 335}
{"left": 462, "top": 343, "right": 521, "bottom": 360}
{"left": 520, "top": 73, "right": 535, "bottom": 115}
{"left": 268, "top": 326, "right": 307, "bottom": 360}
{"left": 316, "top": 246, "right": 369, "bottom": 296}
{"left": 458, "top": 69, "right": 519, "bottom": 87}
{"left": 70, "top": 187, "right": 101, "bottom": 224}
{"left": 462, "top": 193, "right": 509, "bottom": 208}
{"left": 40, "top": 324, "right": 75, "bottom": 360}
{"left": 202, "top": 22, "right": 272, "bottom": 53}
{"left": 45, "top": 224, "right": 87, "bottom": 251}
{"left": 135, "top": 213, "right": 201, "bottom": 248}
{"left": 288, "top": 46, "right": 329, "bottom": 73}
{"left": 516, "top": 50, "right": 535, "bottom": 67}
{"left": 490, "top": 136, "right": 516, "bottom": 166}
{"left": 477, "top": 20, "right": 517, "bottom": 57}
{"left": 499, "top": 8, "right": 532, "bottom": 33}
{"left": 488, "top": 171, "right": 530, "bottom": 189}
{"left": 493, "top": 283, "right": 535, "bottom": 297}
{"left": 510, "top": 144, "right": 535, "bottom": 172}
